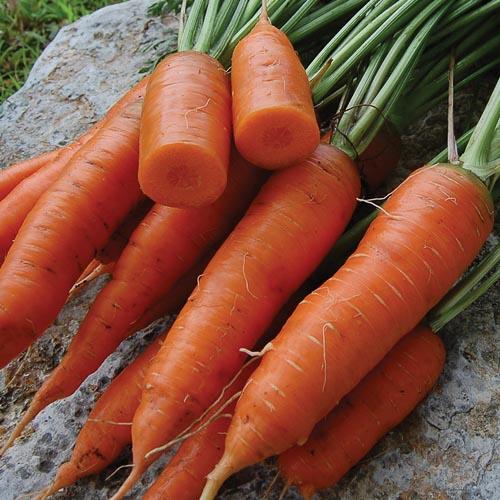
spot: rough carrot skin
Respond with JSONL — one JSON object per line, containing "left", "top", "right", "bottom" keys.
{"left": 0, "top": 149, "right": 59, "bottom": 201}
{"left": 139, "top": 51, "right": 232, "bottom": 208}
{"left": 143, "top": 365, "right": 254, "bottom": 500}
{"left": 278, "top": 325, "right": 445, "bottom": 498}
{"left": 40, "top": 334, "right": 166, "bottom": 498}
{"left": 96, "top": 197, "right": 153, "bottom": 264}
{"left": 231, "top": 13, "right": 319, "bottom": 170}
{"left": 207, "top": 165, "right": 493, "bottom": 489}
{"left": 115, "top": 144, "right": 360, "bottom": 499}
{"left": 0, "top": 99, "right": 143, "bottom": 368}
{"left": 42, "top": 151, "right": 262, "bottom": 403}
{"left": 1, "top": 156, "right": 262, "bottom": 451}
{"left": 0, "top": 79, "right": 148, "bottom": 264}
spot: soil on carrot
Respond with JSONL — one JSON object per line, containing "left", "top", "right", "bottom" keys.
{"left": 0, "top": 0, "right": 118, "bottom": 103}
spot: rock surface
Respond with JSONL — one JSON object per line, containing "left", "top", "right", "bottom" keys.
{"left": 0, "top": 1, "right": 498, "bottom": 499}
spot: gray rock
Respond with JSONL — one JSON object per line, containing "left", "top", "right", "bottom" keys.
{"left": 0, "top": 1, "right": 498, "bottom": 499}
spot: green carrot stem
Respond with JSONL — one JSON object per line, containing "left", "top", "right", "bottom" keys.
{"left": 194, "top": 0, "right": 220, "bottom": 52}
{"left": 210, "top": 1, "right": 248, "bottom": 60}
{"left": 461, "top": 78, "right": 500, "bottom": 180}
{"left": 312, "top": 0, "right": 440, "bottom": 103}
{"left": 280, "top": 0, "right": 319, "bottom": 34}
{"left": 178, "top": 0, "right": 205, "bottom": 51}
{"left": 288, "top": 0, "right": 366, "bottom": 43}
{"left": 430, "top": 0, "right": 500, "bottom": 45}
{"left": 334, "top": 0, "right": 450, "bottom": 158}
{"left": 306, "top": 0, "right": 395, "bottom": 79}
{"left": 428, "top": 244, "right": 500, "bottom": 332}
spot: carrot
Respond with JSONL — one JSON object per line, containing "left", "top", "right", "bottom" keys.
{"left": 37, "top": 333, "right": 167, "bottom": 499}
{"left": 0, "top": 154, "right": 262, "bottom": 453}
{"left": 111, "top": 143, "right": 360, "bottom": 499}
{"left": 96, "top": 197, "right": 153, "bottom": 265}
{"left": 143, "top": 364, "right": 255, "bottom": 500}
{"left": 277, "top": 241, "right": 500, "bottom": 497}
{"left": 68, "top": 199, "right": 153, "bottom": 300}
{"left": 321, "top": 125, "right": 402, "bottom": 193}
{"left": 231, "top": 1, "right": 319, "bottom": 170}
{"left": 138, "top": 51, "right": 231, "bottom": 208}
{"left": 0, "top": 149, "right": 59, "bottom": 201}
{"left": 202, "top": 164, "right": 493, "bottom": 497}
{"left": 278, "top": 325, "right": 445, "bottom": 498}
{"left": 0, "top": 97, "right": 144, "bottom": 369}
{"left": 0, "top": 78, "right": 148, "bottom": 264}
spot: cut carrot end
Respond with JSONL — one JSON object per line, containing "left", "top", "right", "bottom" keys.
{"left": 109, "top": 466, "right": 143, "bottom": 500}
{"left": 235, "top": 106, "right": 320, "bottom": 170}
{"left": 200, "top": 457, "right": 235, "bottom": 500}
{"left": 139, "top": 143, "right": 228, "bottom": 208}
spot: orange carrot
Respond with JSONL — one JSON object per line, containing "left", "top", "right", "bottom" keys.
{"left": 96, "top": 197, "right": 153, "bottom": 265}
{"left": 68, "top": 199, "right": 153, "bottom": 300}
{"left": 0, "top": 154, "right": 262, "bottom": 453}
{"left": 0, "top": 79, "right": 148, "bottom": 264}
{"left": 143, "top": 364, "right": 255, "bottom": 500}
{"left": 0, "top": 98, "right": 144, "bottom": 369}
{"left": 278, "top": 325, "right": 445, "bottom": 498}
{"left": 138, "top": 51, "right": 232, "bottom": 208}
{"left": 202, "top": 164, "right": 493, "bottom": 497}
{"left": 112, "top": 143, "right": 360, "bottom": 499}
{"left": 321, "top": 125, "right": 402, "bottom": 192}
{"left": 231, "top": 2, "right": 319, "bottom": 169}
{"left": 0, "top": 149, "right": 59, "bottom": 201}
{"left": 37, "top": 333, "right": 167, "bottom": 499}
{"left": 357, "top": 122, "right": 402, "bottom": 192}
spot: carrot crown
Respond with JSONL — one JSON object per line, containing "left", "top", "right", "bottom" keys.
{"left": 460, "top": 77, "right": 500, "bottom": 185}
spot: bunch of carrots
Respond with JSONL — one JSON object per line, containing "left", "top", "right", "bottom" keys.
{"left": 1, "top": 0, "right": 499, "bottom": 498}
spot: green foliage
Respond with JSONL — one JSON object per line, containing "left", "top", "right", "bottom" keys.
{"left": 0, "top": 0, "right": 117, "bottom": 103}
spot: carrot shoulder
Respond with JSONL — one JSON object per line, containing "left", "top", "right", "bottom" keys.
{"left": 0, "top": 98, "right": 143, "bottom": 369}
{"left": 231, "top": 5, "right": 319, "bottom": 169}
{"left": 203, "top": 164, "right": 493, "bottom": 495}
{"left": 112, "top": 144, "right": 360, "bottom": 499}
{"left": 278, "top": 325, "right": 445, "bottom": 498}
{"left": 0, "top": 78, "right": 148, "bottom": 264}
{"left": 139, "top": 51, "right": 232, "bottom": 208}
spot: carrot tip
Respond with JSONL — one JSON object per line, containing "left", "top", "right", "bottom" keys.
{"left": 109, "top": 467, "right": 142, "bottom": 500}
{"left": 200, "top": 457, "right": 234, "bottom": 500}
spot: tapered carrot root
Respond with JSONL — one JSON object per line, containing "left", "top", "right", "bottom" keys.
{"left": 0, "top": 162, "right": 257, "bottom": 454}
{"left": 0, "top": 79, "right": 148, "bottom": 264}
{"left": 203, "top": 164, "right": 493, "bottom": 497}
{"left": 37, "top": 333, "right": 166, "bottom": 499}
{"left": 231, "top": 5, "right": 319, "bottom": 169}
{"left": 0, "top": 98, "right": 144, "bottom": 369}
{"left": 0, "top": 262, "right": 202, "bottom": 458}
{"left": 0, "top": 149, "right": 59, "bottom": 201}
{"left": 139, "top": 51, "right": 232, "bottom": 208}
{"left": 278, "top": 325, "right": 445, "bottom": 498}
{"left": 112, "top": 144, "right": 360, "bottom": 500}
{"left": 143, "top": 365, "right": 254, "bottom": 500}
